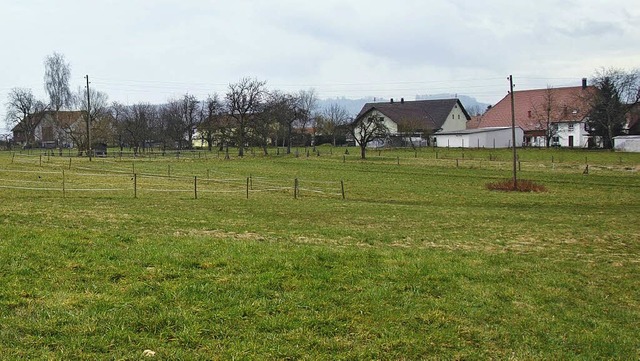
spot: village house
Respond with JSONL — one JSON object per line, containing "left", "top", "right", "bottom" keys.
{"left": 471, "top": 79, "right": 594, "bottom": 148}
{"left": 12, "top": 111, "right": 85, "bottom": 149}
{"left": 353, "top": 98, "right": 471, "bottom": 147}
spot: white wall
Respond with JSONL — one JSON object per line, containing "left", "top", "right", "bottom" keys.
{"left": 614, "top": 136, "right": 640, "bottom": 152}
{"left": 554, "top": 121, "right": 589, "bottom": 148}
{"left": 440, "top": 104, "right": 468, "bottom": 132}
{"left": 435, "top": 128, "right": 524, "bottom": 148}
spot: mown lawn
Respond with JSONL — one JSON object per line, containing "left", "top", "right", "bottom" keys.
{"left": 0, "top": 147, "right": 639, "bottom": 359}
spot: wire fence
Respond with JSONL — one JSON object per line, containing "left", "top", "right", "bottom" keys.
{"left": 0, "top": 167, "right": 346, "bottom": 200}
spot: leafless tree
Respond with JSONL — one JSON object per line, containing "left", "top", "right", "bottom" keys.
{"left": 266, "top": 91, "right": 302, "bottom": 154}
{"left": 226, "top": 77, "right": 267, "bottom": 157}
{"left": 4, "top": 88, "right": 48, "bottom": 147}
{"left": 69, "top": 86, "right": 110, "bottom": 152}
{"left": 584, "top": 68, "right": 640, "bottom": 148}
{"left": 180, "top": 93, "right": 201, "bottom": 148}
{"left": 297, "top": 88, "right": 318, "bottom": 146}
{"left": 160, "top": 99, "right": 184, "bottom": 149}
{"left": 349, "top": 113, "right": 390, "bottom": 159}
{"left": 199, "top": 94, "right": 231, "bottom": 152}
{"left": 123, "top": 103, "right": 156, "bottom": 154}
{"left": 44, "top": 52, "right": 72, "bottom": 132}
{"left": 530, "top": 86, "right": 561, "bottom": 147}
{"left": 319, "top": 103, "right": 350, "bottom": 146}
{"left": 110, "top": 102, "right": 130, "bottom": 151}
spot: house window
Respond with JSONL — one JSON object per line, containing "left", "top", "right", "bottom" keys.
{"left": 568, "top": 123, "right": 574, "bottom": 131}
{"left": 457, "top": 115, "right": 460, "bottom": 119}
{"left": 452, "top": 114, "right": 455, "bottom": 119}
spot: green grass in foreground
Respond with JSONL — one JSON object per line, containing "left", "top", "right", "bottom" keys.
{"left": 0, "top": 147, "right": 639, "bottom": 359}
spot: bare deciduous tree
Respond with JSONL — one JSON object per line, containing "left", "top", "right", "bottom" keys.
{"left": 349, "top": 113, "right": 390, "bottom": 159}
{"left": 319, "top": 103, "right": 350, "bottom": 146}
{"left": 297, "top": 88, "right": 318, "bottom": 146}
{"left": 4, "top": 88, "right": 48, "bottom": 147}
{"left": 123, "top": 103, "right": 156, "bottom": 154}
{"left": 584, "top": 68, "right": 640, "bottom": 148}
{"left": 530, "top": 86, "right": 560, "bottom": 147}
{"left": 226, "top": 78, "right": 267, "bottom": 157}
{"left": 199, "top": 94, "right": 225, "bottom": 151}
{"left": 180, "top": 94, "right": 200, "bottom": 148}
{"left": 44, "top": 52, "right": 72, "bottom": 122}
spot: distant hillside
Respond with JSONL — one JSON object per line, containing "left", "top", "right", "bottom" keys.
{"left": 415, "top": 94, "right": 490, "bottom": 116}
{"left": 317, "top": 94, "right": 490, "bottom": 118}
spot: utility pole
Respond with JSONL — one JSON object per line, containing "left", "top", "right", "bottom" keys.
{"left": 85, "top": 75, "right": 92, "bottom": 161}
{"left": 508, "top": 75, "right": 517, "bottom": 189}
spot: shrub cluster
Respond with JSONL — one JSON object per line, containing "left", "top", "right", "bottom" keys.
{"left": 486, "top": 179, "right": 547, "bottom": 192}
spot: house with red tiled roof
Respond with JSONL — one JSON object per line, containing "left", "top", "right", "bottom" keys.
{"left": 475, "top": 80, "right": 595, "bottom": 147}
{"left": 353, "top": 98, "right": 470, "bottom": 146}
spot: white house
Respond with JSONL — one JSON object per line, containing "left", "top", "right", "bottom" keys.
{"left": 434, "top": 127, "right": 524, "bottom": 148}
{"left": 353, "top": 98, "right": 471, "bottom": 147}
{"left": 550, "top": 120, "right": 590, "bottom": 148}
{"left": 472, "top": 80, "right": 594, "bottom": 147}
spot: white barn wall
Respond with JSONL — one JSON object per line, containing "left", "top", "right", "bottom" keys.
{"left": 435, "top": 127, "right": 524, "bottom": 148}
{"left": 614, "top": 136, "right": 640, "bottom": 152}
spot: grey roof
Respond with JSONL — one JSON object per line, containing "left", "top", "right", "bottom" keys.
{"left": 355, "top": 99, "right": 471, "bottom": 132}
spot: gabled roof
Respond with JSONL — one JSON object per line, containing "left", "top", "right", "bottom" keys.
{"left": 476, "top": 86, "right": 594, "bottom": 132}
{"left": 11, "top": 110, "right": 84, "bottom": 133}
{"left": 355, "top": 99, "right": 471, "bottom": 132}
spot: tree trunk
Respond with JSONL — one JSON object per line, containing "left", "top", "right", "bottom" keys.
{"left": 360, "top": 145, "right": 366, "bottom": 159}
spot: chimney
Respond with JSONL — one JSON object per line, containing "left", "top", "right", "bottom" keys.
{"left": 582, "top": 78, "right": 587, "bottom": 89}
{"left": 390, "top": 98, "right": 394, "bottom": 104}
{"left": 401, "top": 98, "right": 404, "bottom": 104}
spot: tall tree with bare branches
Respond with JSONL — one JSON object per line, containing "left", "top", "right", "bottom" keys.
{"left": 44, "top": 52, "right": 72, "bottom": 124}
{"left": 585, "top": 68, "right": 640, "bottom": 148}
{"left": 349, "top": 113, "right": 390, "bottom": 159}
{"left": 226, "top": 78, "right": 266, "bottom": 157}
{"left": 320, "top": 103, "right": 350, "bottom": 146}
{"left": 4, "top": 88, "right": 48, "bottom": 147}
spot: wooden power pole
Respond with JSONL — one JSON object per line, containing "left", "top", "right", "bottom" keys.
{"left": 508, "top": 75, "right": 517, "bottom": 189}
{"left": 85, "top": 75, "right": 92, "bottom": 161}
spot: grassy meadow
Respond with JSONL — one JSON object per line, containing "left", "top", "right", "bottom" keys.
{"left": 0, "top": 146, "right": 639, "bottom": 359}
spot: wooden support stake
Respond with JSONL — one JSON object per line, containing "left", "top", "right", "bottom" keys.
{"left": 134, "top": 173, "right": 137, "bottom": 198}
{"left": 341, "top": 180, "right": 345, "bottom": 200}
{"left": 456, "top": 159, "right": 459, "bottom": 167}
{"left": 246, "top": 177, "right": 249, "bottom": 199}
{"left": 39, "top": 155, "right": 42, "bottom": 167}
{"left": 294, "top": 178, "right": 298, "bottom": 199}
{"left": 62, "top": 170, "right": 66, "bottom": 199}
{"left": 69, "top": 157, "right": 72, "bottom": 169}
{"left": 194, "top": 176, "right": 198, "bottom": 199}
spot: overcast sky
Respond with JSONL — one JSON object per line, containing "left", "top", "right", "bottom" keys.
{"left": 1, "top": 0, "right": 639, "bottom": 132}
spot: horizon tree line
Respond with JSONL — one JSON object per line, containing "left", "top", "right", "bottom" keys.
{"left": 4, "top": 52, "right": 639, "bottom": 153}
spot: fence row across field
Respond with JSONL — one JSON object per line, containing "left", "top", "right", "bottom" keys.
{"left": 0, "top": 168, "right": 346, "bottom": 200}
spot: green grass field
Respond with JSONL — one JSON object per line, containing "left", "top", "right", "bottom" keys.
{"left": 1, "top": 146, "right": 639, "bottom": 359}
